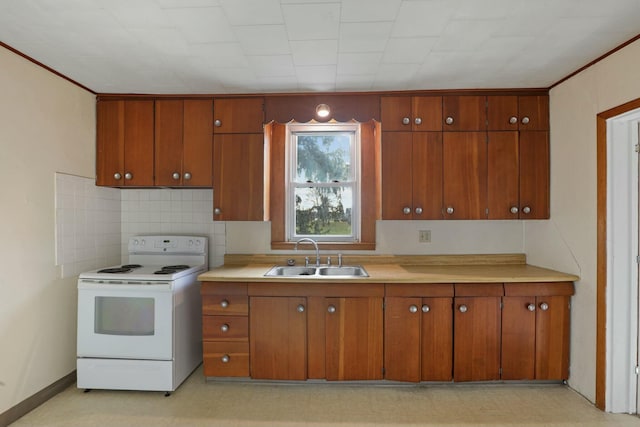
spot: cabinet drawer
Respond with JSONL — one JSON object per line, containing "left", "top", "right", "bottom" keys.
{"left": 202, "top": 295, "right": 248, "bottom": 315}
{"left": 203, "top": 315, "right": 248, "bottom": 341}
{"left": 203, "top": 342, "right": 249, "bottom": 377}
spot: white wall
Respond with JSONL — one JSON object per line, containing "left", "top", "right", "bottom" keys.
{"left": 526, "top": 39, "right": 640, "bottom": 403}
{"left": 0, "top": 48, "right": 97, "bottom": 414}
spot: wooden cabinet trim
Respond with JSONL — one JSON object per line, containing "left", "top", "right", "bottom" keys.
{"left": 504, "top": 282, "right": 574, "bottom": 296}
{"left": 247, "top": 282, "right": 385, "bottom": 297}
{"left": 454, "top": 283, "right": 504, "bottom": 297}
{"left": 201, "top": 282, "right": 248, "bottom": 295}
{"left": 385, "top": 283, "right": 454, "bottom": 297}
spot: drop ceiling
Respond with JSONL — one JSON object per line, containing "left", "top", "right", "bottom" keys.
{"left": 1, "top": 0, "right": 639, "bottom": 94}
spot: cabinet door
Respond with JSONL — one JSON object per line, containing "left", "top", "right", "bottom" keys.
{"left": 501, "top": 296, "right": 536, "bottom": 380}
{"left": 183, "top": 99, "right": 213, "bottom": 187}
{"left": 380, "top": 97, "right": 412, "bottom": 132}
{"left": 123, "top": 100, "right": 155, "bottom": 187}
{"left": 535, "top": 295, "right": 570, "bottom": 380}
{"left": 487, "top": 131, "right": 519, "bottom": 219}
{"left": 413, "top": 132, "right": 443, "bottom": 219}
{"left": 519, "top": 131, "right": 549, "bottom": 219}
{"left": 453, "top": 296, "right": 501, "bottom": 381}
{"left": 487, "top": 96, "right": 519, "bottom": 131}
{"left": 213, "top": 98, "right": 264, "bottom": 133}
{"left": 442, "top": 96, "right": 486, "bottom": 131}
{"left": 412, "top": 96, "right": 442, "bottom": 131}
{"left": 518, "top": 95, "right": 549, "bottom": 130}
{"left": 213, "top": 133, "right": 264, "bottom": 220}
{"left": 96, "top": 100, "right": 125, "bottom": 186}
{"left": 325, "top": 297, "right": 383, "bottom": 381}
{"left": 381, "top": 132, "right": 413, "bottom": 219}
{"left": 443, "top": 132, "right": 487, "bottom": 219}
{"left": 154, "top": 100, "right": 184, "bottom": 186}
{"left": 249, "top": 296, "right": 307, "bottom": 380}
{"left": 384, "top": 297, "right": 421, "bottom": 382}
{"left": 421, "top": 297, "right": 453, "bottom": 381}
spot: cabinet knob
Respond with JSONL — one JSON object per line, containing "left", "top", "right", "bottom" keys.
{"left": 402, "top": 117, "right": 410, "bottom": 125}
{"left": 458, "top": 304, "right": 468, "bottom": 313}
{"left": 124, "top": 172, "right": 132, "bottom": 180}
{"left": 422, "top": 305, "right": 430, "bottom": 313}
{"left": 510, "top": 206, "right": 519, "bottom": 214}
{"left": 327, "top": 305, "right": 336, "bottom": 313}
{"left": 522, "top": 206, "right": 531, "bottom": 214}
{"left": 527, "top": 303, "right": 536, "bottom": 312}
{"left": 214, "top": 119, "right": 222, "bottom": 127}
{"left": 214, "top": 208, "right": 221, "bottom": 215}
{"left": 409, "top": 305, "right": 418, "bottom": 313}
{"left": 220, "top": 299, "right": 229, "bottom": 308}
{"left": 221, "top": 324, "right": 229, "bottom": 332}
{"left": 414, "top": 117, "right": 422, "bottom": 125}
{"left": 445, "top": 116, "right": 454, "bottom": 125}
{"left": 403, "top": 206, "right": 411, "bottom": 215}
{"left": 221, "top": 354, "right": 230, "bottom": 363}
{"left": 521, "top": 116, "right": 530, "bottom": 125}
{"left": 297, "top": 304, "right": 305, "bottom": 313}
{"left": 509, "top": 116, "right": 518, "bottom": 124}
{"left": 414, "top": 207, "right": 423, "bottom": 215}
{"left": 539, "top": 302, "right": 549, "bottom": 311}
{"left": 446, "top": 206, "right": 454, "bottom": 215}
{"left": 113, "top": 173, "right": 122, "bottom": 180}
{"left": 183, "top": 172, "right": 191, "bottom": 180}
{"left": 172, "top": 172, "right": 180, "bottom": 180}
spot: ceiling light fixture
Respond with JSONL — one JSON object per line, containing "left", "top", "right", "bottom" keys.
{"left": 315, "top": 103, "right": 330, "bottom": 118}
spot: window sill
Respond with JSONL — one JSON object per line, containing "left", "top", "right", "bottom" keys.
{"left": 271, "top": 241, "right": 376, "bottom": 251}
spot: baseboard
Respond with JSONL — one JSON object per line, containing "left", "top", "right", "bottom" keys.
{"left": 0, "top": 371, "right": 76, "bottom": 427}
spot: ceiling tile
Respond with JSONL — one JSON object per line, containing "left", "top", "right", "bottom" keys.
{"left": 234, "top": 25, "right": 290, "bottom": 55}
{"left": 290, "top": 40, "right": 338, "bottom": 66}
{"left": 339, "top": 22, "right": 393, "bottom": 53}
{"left": 340, "top": 0, "right": 401, "bottom": 22}
{"left": 282, "top": 3, "right": 340, "bottom": 41}
{"left": 219, "top": 0, "right": 283, "bottom": 25}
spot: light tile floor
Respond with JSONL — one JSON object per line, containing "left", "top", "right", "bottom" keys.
{"left": 10, "top": 366, "right": 640, "bottom": 427}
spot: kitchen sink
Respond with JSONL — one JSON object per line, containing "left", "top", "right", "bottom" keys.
{"left": 264, "top": 265, "right": 368, "bottom": 278}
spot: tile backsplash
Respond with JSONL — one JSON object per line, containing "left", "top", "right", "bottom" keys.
{"left": 55, "top": 176, "right": 225, "bottom": 277}
{"left": 54, "top": 173, "right": 121, "bottom": 278}
{"left": 120, "top": 188, "right": 224, "bottom": 268}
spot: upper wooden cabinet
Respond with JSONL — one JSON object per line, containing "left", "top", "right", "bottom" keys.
{"left": 381, "top": 96, "right": 442, "bottom": 131}
{"left": 213, "top": 98, "right": 264, "bottom": 133}
{"left": 487, "top": 95, "right": 549, "bottom": 131}
{"left": 96, "top": 100, "right": 154, "bottom": 187}
{"left": 155, "top": 99, "right": 213, "bottom": 187}
{"left": 381, "top": 132, "right": 443, "bottom": 220}
{"left": 443, "top": 132, "right": 488, "bottom": 219}
{"left": 442, "top": 96, "right": 487, "bottom": 131}
{"left": 213, "top": 133, "right": 264, "bottom": 221}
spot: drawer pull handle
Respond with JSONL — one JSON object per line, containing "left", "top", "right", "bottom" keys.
{"left": 220, "top": 324, "right": 229, "bottom": 332}
{"left": 409, "top": 305, "right": 418, "bottom": 313}
{"left": 221, "top": 355, "right": 230, "bottom": 363}
{"left": 527, "top": 303, "right": 536, "bottom": 312}
{"left": 220, "top": 299, "right": 229, "bottom": 308}
{"left": 459, "top": 304, "right": 468, "bottom": 313}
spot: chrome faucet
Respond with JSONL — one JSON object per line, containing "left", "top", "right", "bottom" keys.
{"left": 295, "top": 238, "right": 320, "bottom": 267}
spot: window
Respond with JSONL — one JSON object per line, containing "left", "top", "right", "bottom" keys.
{"left": 286, "top": 122, "right": 361, "bottom": 242}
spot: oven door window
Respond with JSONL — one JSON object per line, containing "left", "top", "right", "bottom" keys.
{"left": 95, "top": 296, "right": 155, "bottom": 336}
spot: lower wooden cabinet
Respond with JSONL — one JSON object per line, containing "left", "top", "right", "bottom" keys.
{"left": 502, "top": 282, "right": 573, "bottom": 380}
{"left": 249, "top": 296, "right": 307, "bottom": 380}
{"left": 201, "top": 280, "right": 573, "bottom": 383}
{"left": 453, "top": 284, "right": 503, "bottom": 382}
{"left": 384, "top": 284, "right": 453, "bottom": 382}
{"left": 201, "top": 282, "right": 249, "bottom": 377}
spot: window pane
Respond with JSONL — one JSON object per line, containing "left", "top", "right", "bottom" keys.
{"left": 296, "top": 133, "right": 351, "bottom": 183}
{"left": 294, "top": 186, "right": 352, "bottom": 236}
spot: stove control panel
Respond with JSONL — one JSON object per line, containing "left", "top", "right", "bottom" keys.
{"left": 128, "top": 235, "right": 207, "bottom": 254}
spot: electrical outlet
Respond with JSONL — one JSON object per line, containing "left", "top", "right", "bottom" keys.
{"left": 418, "top": 230, "right": 431, "bottom": 243}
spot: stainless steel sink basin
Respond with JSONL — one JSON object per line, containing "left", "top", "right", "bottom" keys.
{"left": 316, "top": 266, "right": 368, "bottom": 277}
{"left": 264, "top": 266, "right": 317, "bottom": 276}
{"left": 264, "top": 265, "right": 368, "bottom": 278}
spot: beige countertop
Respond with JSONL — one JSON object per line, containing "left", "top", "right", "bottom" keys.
{"left": 198, "top": 254, "right": 579, "bottom": 284}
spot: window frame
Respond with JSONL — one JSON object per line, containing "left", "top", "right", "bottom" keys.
{"left": 285, "top": 122, "right": 362, "bottom": 243}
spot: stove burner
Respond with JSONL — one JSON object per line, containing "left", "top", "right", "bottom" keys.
{"left": 153, "top": 265, "right": 191, "bottom": 275}
{"left": 121, "top": 264, "right": 142, "bottom": 269}
{"left": 97, "top": 267, "right": 132, "bottom": 274}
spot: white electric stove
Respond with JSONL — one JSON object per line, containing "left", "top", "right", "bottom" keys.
{"left": 77, "top": 235, "right": 208, "bottom": 395}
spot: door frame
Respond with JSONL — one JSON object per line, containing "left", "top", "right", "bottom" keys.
{"left": 597, "top": 98, "right": 640, "bottom": 411}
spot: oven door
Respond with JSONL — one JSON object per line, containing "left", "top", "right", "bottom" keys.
{"left": 77, "top": 280, "right": 173, "bottom": 360}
